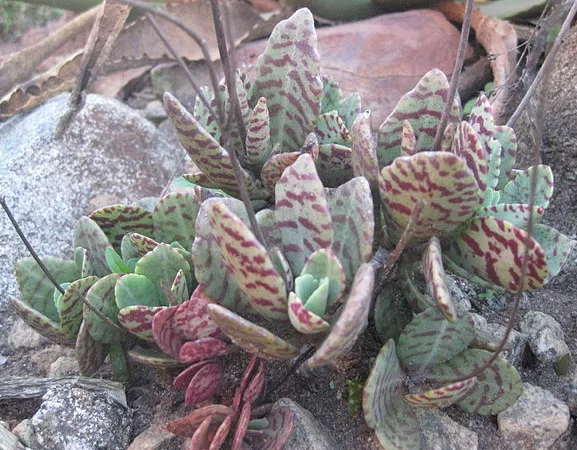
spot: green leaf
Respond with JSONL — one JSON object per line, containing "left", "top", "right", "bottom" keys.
{"left": 58, "top": 276, "right": 98, "bottom": 338}
{"left": 89, "top": 205, "right": 153, "bottom": 250}
{"left": 374, "top": 282, "right": 413, "bottom": 343}
{"left": 250, "top": 8, "right": 323, "bottom": 151}
{"left": 84, "top": 273, "right": 124, "bottom": 344}
{"left": 373, "top": 400, "right": 425, "bottom": 450}
{"left": 485, "top": 139, "right": 502, "bottom": 190}
{"left": 15, "top": 257, "right": 80, "bottom": 322}
{"left": 338, "top": 92, "right": 362, "bottom": 131}
{"left": 428, "top": 348, "right": 522, "bottom": 415}
{"left": 397, "top": 307, "right": 475, "bottom": 371}
{"left": 207, "top": 304, "right": 299, "bottom": 360}
{"left": 532, "top": 224, "right": 576, "bottom": 282}
{"left": 275, "top": 154, "right": 333, "bottom": 274}
{"left": 448, "top": 217, "right": 548, "bottom": 292}
{"left": 422, "top": 237, "right": 456, "bottom": 322}
{"left": 404, "top": 378, "right": 478, "bottom": 410}
{"left": 171, "top": 269, "right": 189, "bottom": 305}
{"left": 321, "top": 77, "right": 341, "bottom": 114}
{"left": 245, "top": 97, "right": 271, "bottom": 166}
{"left": 468, "top": 94, "right": 494, "bottom": 147}
{"left": 379, "top": 152, "right": 482, "bottom": 241}
{"left": 153, "top": 192, "right": 201, "bottom": 250}
{"left": 316, "top": 143, "right": 354, "bottom": 187}
{"left": 129, "top": 233, "right": 159, "bottom": 256}
{"left": 313, "top": 112, "right": 350, "bottom": 146}
{"left": 74, "top": 216, "right": 113, "bottom": 278}
{"left": 105, "top": 247, "right": 131, "bottom": 274}
{"left": 193, "top": 85, "right": 225, "bottom": 143}
{"left": 287, "top": 291, "right": 330, "bottom": 334}
{"left": 478, "top": 0, "right": 546, "bottom": 20}
{"left": 115, "top": 273, "right": 163, "bottom": 309}
{"left": 376, "top": 69, "right": 460, "bottom": 166}
{"left": 301, "top": 276, "right": 330, "bottom": 316}
{"left": 477, "top": 204, "right": 544, "bottom": 229}
{"left": 207, "top": 201, "right": 288, "bottom": 320}
{"left": 500, "top": 165, "right": 554, "bottom": 209}
{"left": 300, "top": 248, "right": 346, "bottom": 307}
{"left": 493, "top": 125, "right": 517, "bottom": 189}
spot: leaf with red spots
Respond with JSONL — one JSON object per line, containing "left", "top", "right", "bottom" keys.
{"left": 84, "top": 273, "right": 124, "bottom": 344}
{"left": 193, "top": 84, "right": 226, "bottom": 144}
{"left": 89, "top": 205, "right": 153, "bottom": 250}
{"left": 403, "top": 378, "right": 477, "bottom": 410}
{"left": 339, "top": 92, "right": 362, "bottom": 131}
{"left": 313, "top": 112, "right": 351, "bottom": 146}
{"left": 118, "top": 305, "right": 163, "bottom": 341}
{"left": 316, "top": 143, "right": 354, "bottom": 188}
{"left": 58, "top": 276, "right": 99, "bottom": 338}
{"left": 422, "top": 237, "right": 456, "bottom": 322}
{"left": 170, "top": 269, "right": 189, "bottom": 305}
{"left": 250, "top": 8, "right": 323, "bottom": 152}
{"left": 129, "top": 233, "right": 159, "bottom": 256}
{"left": 245, "top": 97, "right": 271, "bottom": 166}
{"left": 376, "top": 68, "right": 460, "bottom": 166}
{"left": 427, "top": 348, "right": 522, "bottom": 415}
{"left": 442, "top": 256, "right": 504, "bottom": 292}
{"left": 477, "top": 204, "right": 544, "bottom": 230}
{"left": 184, "top": 362, "right": 222, "bottom": 406}
{"left": 379, "top": 151, "right": 482, "bottom": 241}
{"left": 207, "top": 304, "right": 298, "bottom": 360}
{"left": 468, "top": 95, "right": 494, "bottom": 148}
{"left": 179, "top": 337, "right": 229, "bottom": 364}
{"left": 485, "top": 139, "right": 502, "bottom": 190}
{"left": 306, "top": 263, "right": 374, "bottom": 368}
{"left": 439, "top": 122, "right": 455, "bottom": 152}
{"left": 275, "top": 154, "right": 333, "bottom": 275}
{"left": 74, "top": 217, "right": 113, "bottom": 278}
{"left": 172, "top": 287, "right": 221, "bottom": 341}
{"left": 451, "top": 121, "right": 487, "bottom": 192}
{"left": 500, "top": 165, "right": 554, "bottom": 209}
{"left": 401, "top": 120, "right": 417, "bottom": 155}
{"left": 533, "top": 224, "right": 575, "bottom": 282}
{"left": 207, "top": 202, "right": 287, "bottom": 320}
{"left": 448, "top": 216, "right": 548, "bottom": 292}
{"left": 363, "top": 340, "right": 425, "bottom": 449}
{"left": 167, "top": 404, "right": 234, "bottom": 437}
{"left": 164, "top": 93, "right": 267, "bottom": 200}
{"left": 321, "top": 77, "right": 341, "bottom": 114}
{"left": 261, "top": 152, "right": 301, "bottom": 197}
{"left": 397, "top": 307, "right": 475, "bottom": 371}
{"left": 153, "top": 192, "right": 201, "bottom": 250}
{"left": 288, "top": 292, "right": 330, "bottom": 334}
{"left": 351, "top": 111, "right": 379, "bottom": 189}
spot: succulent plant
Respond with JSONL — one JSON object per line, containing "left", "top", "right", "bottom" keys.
{"left": 189, "top": 153, "right": 375, "bottom": 368}
{"left": 166, "top": 356, "right": 294, "bottom": 450}
{"left": 164, "top": 8, "right": 361, "bottom": 202}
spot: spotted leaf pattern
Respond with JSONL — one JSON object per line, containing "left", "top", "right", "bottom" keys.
{"left": 477, "top": 204, "right": 544, "bottom": 229}
{"left": 245, "top": 97, "right": 271, "bottom": 165}
{"left": 250, "top": 8, "right": 323, "bottom": 151}
{"left": 451, "top": 121, "right": 487, "bottom": 192}
{"left": 118, "top": 305, "right": 163, "bottom": 341}
{"left": 532, "top": 224, "right": 575, "bottom": 282}
{"left": 89, "top": 205, "right": 153, "bottom": 250}
{"left": 153, "top": 192, "right": 201, "bottom": 250}
{"left": 403, "top": 378, "right": 477, "bottom": 409}
{"left": 129, "top": 233, "right": 159, "bottom": 256}
{"left": 422, "top": 237, "right": 456, "bottom": 322}
{"left": 313, "top": 112, "right": 350, "bottom": 145}
{"left": 448, "top": 217, "right": 548, "bottom": 291}
{"left": 172, "top": 286, "right": 221, "bottom": 341}
{"left": 261, "top": 152, "right": 301, "bottom": 197}
{"left": 179, "top": 337, "right": 229, "bottom": 364}
{"left": 500, "top": 165, "right": 554, "bottom": 209}
{"left": 275, "top": 154, "right": 333, "bottom": 274}
{"left": 74, "top": 217, "right": 113, "bottom": 278}
{"left": 401, "top": 120, "right": 417, "bottom": 155}
{"left": 493, "top": 125, "right": 517, "bottom": 189}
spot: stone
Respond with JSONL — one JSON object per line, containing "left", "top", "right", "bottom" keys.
{"left": 29, "top": 382, "right": 132, "bottom": 450}
{"left": 87, "top": 194, "right": 121, "bottom": 215}
{"left": 48, "top": 356, "right": 79, "bottom": 377}
{"left": 126, "top": 424, "right": 176, "bottom": 450}
{"left": 444, "top": 275, "right": 472, "bottom": 316}
{"left": 520, "top": 311, "right": 569, "bottom": 364}
{"left": 498, "top": 383, "right": 570, "bottom": 450}
{"left": 144, "top": 100, "right": 168, "bottom": 124}
{"left": 30, "top": 345, "right": 76, "bottom": 375}
{"left": 8, "top": 319, "right": 48, "bottom": 349}
{"left": 0, "top": 93, "right": 184, "bottom": 351}
{"left": 272, "top": 398, "right": 337, "bottom": 450}
{"left": 12, "top": 419, "right": 40, "bottom": 449}
{"left": 417, "top": 409, "right": 478, "bottom": 450}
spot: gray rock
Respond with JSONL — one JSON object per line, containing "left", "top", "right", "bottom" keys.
{"left": 8, "top": 319, "right": 48, "bottom": 349}
{"left": 12, "top": 419, "right": 40, "bottom": 449}
{"left": 29, "top": 382, "right": 132, "bottom": 450}
{"left": 48, "top": 356, "right": 79, "bottom": 377}
{"left": 144, "top": 100, "right": 167, "bottom": 124}
{"left": 417, "top": 409, "right": 478, "bottom": 450}
{"left": 498, "top": 383, "right": 570, "bottom": 450}
{"left": 520, "top": 311, "right": 569, "bottom": 364}
{"left": 272, "top": 398, "right": 337, "bottom": 450}
{"left": 444, "top": 275, "right": 472, "bottom": 316}
{"left": 126, "top": 424, "right": 176, "bottom": 450}
{"left": 0, "top": 93, "right": 184, "bottom": 348}
{"left": 31, "top": 345, "right": 76, "bottom": 375}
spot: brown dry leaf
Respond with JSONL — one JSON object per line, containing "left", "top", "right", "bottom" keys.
{"left": 438, "top": 1, "right": 517, "bottom": 124}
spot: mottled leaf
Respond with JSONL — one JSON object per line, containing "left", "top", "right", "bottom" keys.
{"left": 129, "top": 233, "right": 159, "bottom": 256}
{"left": 172, "top": 286, "right": 221, "bottom": 341}
{"left": 246, "top": 406, "right": 294, "bottom": 450}
{"left": 15, "top": 257, "right": 80, "bottom": 322}
{"left": 468, "top": 95, "right": 494, "bottom": 147}
{"left": 233, "top": 356, "right": 260, "bottom": 412}
{"left": 401, "top": 120, "right": 417, "bottom": 155}
{"left": 189, "top": 416, "right": 212, "bottom": 450}
{"left": 379, "top": 152, "right": 482, "bottom": 241}
{"left": 74, "top": 216, "right": 113, "bottom": 277}
{"left": 179, "top": 337, "right": 229, "bottom": 364}
{"left": 173, "top": 359, "right": 212, "bottom": 388}
{"left": 153, "top": 192, "right": 201, "bottom": 250}
{"left": 207, "top": 201, "right": 287, "bottom": 320}
{"left": 185, "top": 362, "right": 223, "bottom": 406}
{"left": 182, "top": 172, "right": 219, "bottom": 190}
{"left": 171, "top": 269, "right": 189, "bottom": 305}
{"left": 313, "top": 112, "right": 350, "bottom": 145}
{"left": 152, "top": 305, "right": 183, "bottom": 359}
{"left": 451, "top": 121, "right": 487, "bottom": 192}
{"left": 261, "top": 152, "right": 300, "bottom": 197}
{"left": 533, "top": 224, "right": 576, "bottom": 282}
{"left": 75, "top": 247, "right": 93, "bottom": 278}
{"left": 210, "top": 416, "right": 232, "bottom": 450}
{"left": 166, "top": 405, "right": 235, "bottom": 437}
{"left": 339, "top": 92, "right": 362, "bottom": 131}
{"left": 448, "top": 217, "right": 548, "bottom": 291}
{"left": 374, "top": 282, "right": 413, "bottom": 343}
{"left": 376, "top": 69, "right": 460, "bottom": 166}
{"left": 422, "top": 237, "right": 456, "bottom": 322}
{"left": 84, "top": 273, "right": 124, "bottom": 344}
{"left": 428, "top": 348, "right": 522, "bottom": 415}
{"left": 327, "top": 177, "right": 374, "bottom": 285}
{"left": 373, "top": 399, "right": 425, "bottom": 450}
{"left": 245, "top": 97, "right": 271, "bottom": 165}
{"left": 500, "top": 165, "right": 554, "bottom": 209}
{"left": 403, "top": 378, "right": 478, "bottom": 410}
{"left": 194, "top": 84, "right": 225, "bottom": 144}
{"left": 439, "top": 122, "right": 455, "bottom": 152}
{"left": 207, "top": 304, "right": 298, "bottom": 360}
{"left": 118, "top": 305, "right": 163, "bottom": 341}
{"left": 306, "top": 263, "right": 374, "bottom": 368}
{"left": 485, "top": 139, "right": 502, "bottom": 190}
{"left": 232, "top": 402, "right": 251, "bottom": 450}
{"left": 288, "top": 292, "right": 330, "bottom": 334}
{"left": 89, "top": 205, "right": 153, "bottom": 250}
{"left": 128, "top": 347, "right": 181, "bottom": 367}
{"left": 493, "top": 125, "right": 517, "bottom": 189}
{"left": 250, "top": 8, "right": 323, "bottom": 151}
{"left": 316, "top": 143, "right": 354, "bottom": 187}
{"left": 443, "top": 256, "right": 505, "bottom": 292}
{"left": 477, "top": 204, "right": 544, "bottom": 229}
{"left": 242, "top": 360, "right": 266, "bottom": 405}
{"left": 59, "top": 276, "right": 98, "bottom": 338}
{"left": 351, "top": 111, "right": 379, "bottom": 189}
{"left": 321, "top": 77, "right": 341, "bottom": 114}
{"left": 76, "top": 320, "right": 108, "bottom": 375}
{"left": 276, "top": 154, "right": 333, "bottom": 274}
{"left": 397, "top": 307, "right": 475, "bottom": 371}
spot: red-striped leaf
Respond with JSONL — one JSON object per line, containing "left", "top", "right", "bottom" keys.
{"left": 172, "top": 287, "right": 221, "bottom": 341}
{"left": 90, "top": 205, "right": 153, "bottom": 250}
{"left": 261, "top": 152, "right": 300, "bottom": 197}
{"left": 179, "top": 337, "right": 229, "bottom": 364}
{"left": 351, "top": 110, "right": 379, "bottom": 189}
{"left": 185, "top": 363, "right": 222, "bottom": 406}
{"left": 245, "top": 97, "right": 271, "bottom": 166}
{"left": 422, "top": 237, "right": 456, "bottom": 322}
{"left": 451, "top": 121, "right": 487, "bottom": 192}
{"left": 403, "top": 378, "right": 477, "bottom": 409}
{"left": 118, "top": 305, "right": 162, "bottom": 341}
{"left": 167, "top": 405, "right": 234, "bottom": 437}
{"left": 288, "top": 292, "right": 330, "bottom": 334}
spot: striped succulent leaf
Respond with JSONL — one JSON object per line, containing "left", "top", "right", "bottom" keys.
{"left": 422, "top": 237, "right": 456, "bottom": 322}
{"left": 379, "top": 152, "right": 482, "bottom": 241}
{"left": 321, "top": 77, "right": 341, "bottom": 114}
{"left": 376, "top": 69, "right": 460, "bottom": 166}
{"left": 172, "top": 287, "right": 221, "bottom": 341}
{"left": 451, "top": 121, "right": 487, "bottom": 193}
{"left": 171, "top": 269, "right": 189, "bottom": 304}
{"left": 207, "top": 303, "right": 299, "bottom": 360}
{"left": 152, "top": 305, "right": 183, "bottom": 359}
{"left": 245, "top": 97, "right": 271, "bottom": 166}
{"left": 439, "top": 122, "right": 455, "bottom": 152}
{"left": 74, "top": 217, "right": 113, "bottom": 278}
{"left": 84, "top": 273, "right": 124, "bottom": 344}
{"left": 374, "top": 282, "right": 413, "bottom": 344}
{"left": 184, "top": 362, "right": 223, "bottom": 406}
{"left": 129, "top": 233, "right": 159, "bottom": 256}
{"left": 306, "top": 263, "right": 374, "bottom": 368}
{"left": 351, "top": 111, "right": 379, "bottom": 189}
{"left": 373, "top": 400, "right": 425, "bottom": 450}
{"left": 316, "top": 143, "right": 354, "bottom": 187}
{"left": 403, "top": 378, "right": 478, "bottom": 410}
{"left": 448, "top": 217, "right": 548, "bottom": 292}
{"left": 261, "top": 152, "right": 301, "bottom": 197}
{"left": 477, "top": 204, "right": 544, "bottom": 229}
{"left": 397, "top": 307, "right": 475, "bottom": 371}
{"left": 468, "top": 95, "right": 494, "bottom": 146}
{"left": 250, "top": 8, "right": 323, "bottom": 152}
{"left": 182, "top": 172, "right": 219, "bottom": 190}
{"left": 533, "top": 224, "right": 576, "bottom": 282}
{"left": 246, "top": 406, "right": 294, "bottom": 450}
{"left": 58, "top": 276, "right": 98, "bottom": 338}
{"left": 485, "top": 139, "right": 502, "bottom": 190}
{"left": 179, "top": 337, "right": 229, "bottom": 364}
{"left": 313, "top": 112, "right": 351, "bottom": 145}
{"left": 89, "top": 205, "right": 153, "bottom": 250}
{"left": 193, "top": 84, "right": 225, "bottom": 144}
{"left": 118, "top": 305, "right": 163, "bottom": 341}
{"left": 128, "top": 347, "right": 181, "bottom": 367}
{"left": 207, "top": 201, "right": 288, "bottom": 320}
{"left": 167, "top": 405, "right": 235, "bottom": 437}
{"left": 275, "top": 154, "right": 333, "bottom": 275}
{"left": 153, "top": 192, "right": 201, "bottom": 250}
{"left": 427, "top": 348, "right": 522, "bottom": 415}
{"left": 338, "top": 92, "right": 362, "bottom": 131}
{"left": 288, "top": 291, "right": 330, "bottom": 334}
{"left": 500, "top": 165, "right": 554, "bottom": 209}
{"left": 401, "top": 120, "right": 417, "bottom": 155}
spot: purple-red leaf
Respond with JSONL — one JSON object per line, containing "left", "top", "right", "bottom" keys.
{"left": 173, "top": 359, "right": 213, "bottom": 388}
{"left": 172, "top": 287, "right": 222, "bottom": 341}
{"left": 185, "top": 363, "right": 223, "bottom": 406}
{"left": 152, "top": 306, "right": 182, "bottom": 359}
{"left": 118, "top": 305, "right": 163, "bottom": 342}
{"left": 166, "top": 405, "right": 234, "bottom": 437}
{"left": 179, "top": 337, "right": 229, "bottom": 364}
{"left": 232, "top": 402, "right": 251, "bottom": 450}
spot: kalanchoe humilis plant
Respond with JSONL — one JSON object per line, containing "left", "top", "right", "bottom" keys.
{"left": 164, "top": 8, "right": 361, "bottom": 201}
{"left": 190, "top": 153, "right": 375, "bottom": 368}
{"left": 352, "top": 68, "right": 575, "bottom": 294}
{"left": 166, "top": 356, "right": 294, "bottom": 450}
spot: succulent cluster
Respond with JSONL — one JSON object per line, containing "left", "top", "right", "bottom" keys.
{"left": 12, "top": 7, "right": 576, "bottom": 450}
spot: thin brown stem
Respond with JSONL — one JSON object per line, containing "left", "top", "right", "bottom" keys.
{"left": 507, "top": 0, "right": 577, "bottom": 128}
{"left": 432, "top": 0, "right": 474, "bottom": 151}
